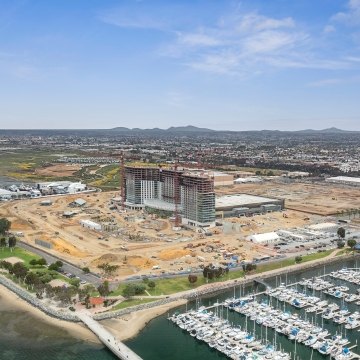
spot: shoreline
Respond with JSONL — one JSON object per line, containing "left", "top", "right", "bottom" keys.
{"left": 0, "top": 284, "right": 99, "bottom": 344}
{"left": 101, "top": 299, "right": 187, "bottom": 341}
{"left": 0, "top": 251, "right": 358, "bottom": 347}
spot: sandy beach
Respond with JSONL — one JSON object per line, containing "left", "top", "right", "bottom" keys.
{"left": 0, "top": 283, "right": 187, "bottom": 344}
{"left": 101, "top": 299, "right": 187, "bottom": 341}
{"left": 0, "top": 284, "right": 99, "bottom": 344}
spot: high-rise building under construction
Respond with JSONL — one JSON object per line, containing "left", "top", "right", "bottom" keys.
{"left": 124, "top": 166, "right": 215, "bottom": 227}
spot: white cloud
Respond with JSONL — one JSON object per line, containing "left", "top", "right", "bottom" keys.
{"left": 176, "top": 32, "right": 221, "bottom": 47}
{"left": 101, "top": 4, "right": 356, "bottom": 76}
{"left": 308, "top": 76, "right": 360, "bottom": 87}
{"left": 323, "top": 25, "right": 336, "bottom": 34}
{"left": 332, "top": 0, "right": 360, "bottom": 25}
{"left": 100, "top": 12, "right": 165, "bottom": 30}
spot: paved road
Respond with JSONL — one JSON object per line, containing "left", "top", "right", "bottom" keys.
{"left": 18, "top": 241, "right": 102, "bottom": 287}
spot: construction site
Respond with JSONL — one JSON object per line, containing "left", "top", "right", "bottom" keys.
{"left": 1, "top": 156, "right": 359, "bottom": 280}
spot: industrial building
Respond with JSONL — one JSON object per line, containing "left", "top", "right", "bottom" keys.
{"left": 215, "top": 194, "right": 284, "bottom": 218}
{"left": 0, "top": 189, "right": 12, "bottom": 201}
{"left": 79, "top": 219, "right": 101, "bottom": 231}
{"left": 36, "top": 181, "right": 87, "bottom": 195}
{"left": 124, "top": 166, "right": 216, "bottom": 227}
{"left": 326, "top": 176, "right": 360, "bottom": 187}
{"left": 308, "top": 222, "right": 338, "bottom": 232}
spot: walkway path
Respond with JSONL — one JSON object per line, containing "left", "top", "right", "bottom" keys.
{"left": 77, "top": 311, "right": 143, "bottom": 360}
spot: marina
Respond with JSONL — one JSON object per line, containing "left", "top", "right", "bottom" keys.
{"left": 168, "top": 267, "right": 360, "bottom": 360}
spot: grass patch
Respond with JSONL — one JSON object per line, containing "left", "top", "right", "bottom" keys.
{"left": 254, "top": 258, "right": 296, "bottom": 274}
{"left": 110, "top": 298, "right": 160, "bottom": 311}
{"left": 336, "top": 248, "right": 354, "bottom": 256}
{"left": 0, "top": 247, "right": 41, "bottom": 266}
{"left": 113, "top": 250, "right": 338, "bottom": 297}
{"left": 301, "top": 249, "right": 334, "bottom": 262}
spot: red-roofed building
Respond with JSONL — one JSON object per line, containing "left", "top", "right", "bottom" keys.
{"left": 89, "top": 297, "right": 104, "bottom": 307}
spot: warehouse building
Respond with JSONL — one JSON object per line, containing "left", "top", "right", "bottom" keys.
{"left": 308, "top": 222, "right": 339, "bottom": 233}
{"left": 215, "top": 194, "right": 284, "bottom": 218}
{"left": 0, "top": 188, "right": 12, "bottom": 201}
{"left": 326, "top": 176, "right": 360, "bottom": 187}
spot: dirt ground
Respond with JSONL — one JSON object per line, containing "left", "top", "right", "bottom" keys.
{"left": 35, "top": 164, "right": 83, "bottom": 177}
{"left": 1, "top": 179, "right": 357, "bottom": 280}
{"left": 217, "top": 180, "right": 360, "bottom": 216}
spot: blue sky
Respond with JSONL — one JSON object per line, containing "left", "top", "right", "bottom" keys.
{"left": 0, "top": 0, "right": 360, "bottom": 130}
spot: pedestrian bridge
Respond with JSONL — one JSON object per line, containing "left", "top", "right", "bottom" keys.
{"left": 77, "top": 312, "right": 143, "bottom": 360}
{"left": 253, "top": 278, "right": 272, "bottom": 289}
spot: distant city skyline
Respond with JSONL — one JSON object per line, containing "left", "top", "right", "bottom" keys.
{"left": 1, "top": 0, "right": 360, "bottom": 131}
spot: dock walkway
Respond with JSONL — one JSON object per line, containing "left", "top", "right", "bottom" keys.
{"left": 77, "top": 312, "right": 143, "bottom": 360}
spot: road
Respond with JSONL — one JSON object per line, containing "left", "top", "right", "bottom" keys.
{"left": 18, "top": 240, "right": 102, "bottom": 287}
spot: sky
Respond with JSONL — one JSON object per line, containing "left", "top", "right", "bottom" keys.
{"left": 0, "top": 0, "right": 360, "bottom": 131}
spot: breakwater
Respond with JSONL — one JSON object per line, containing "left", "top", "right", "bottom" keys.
{"left": 0, "top": 274, "right": 79, "bottom": 322}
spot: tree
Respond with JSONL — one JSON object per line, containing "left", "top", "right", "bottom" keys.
{"left": 97, "top": 281, "right": 110, "bottom": 297}
{"left": 347, "top": 239, "right": 357, "bottom": 248}
{"left": 48, "top": 263, "right": 60, "bottom": 271}
{"left": 37, "top": 258, "right": 47, "bottom": 267}
{"left": 295, "top": 256, "right": 303, "bottom": 264}
{"left": 70, "top": 278, "right": 80, "bottom": 288}
{"left": 8, "top": 236, "right": 16, "bottom": 252}
{"left": 0, "top": 237, "right": 6, "bottom": 251}
{"left": 242, "top": 263, "right": 257, "bottom": 273}
{"left": 48, "top": 260, "right": 64, "bottom": 271}
{"left": 122, "top": 283, "right": 146, "bottom": 298}
{"left": 0, "top": 260, "right": 12, "bottom": 272}
{"left": 25, "top": 272, "right": 39, "bottom": 289}
{"left": 148, "top": 280, "right": 156, "bottom": 289}
{"left": 337, "top": 240, "right": 345, "bottom": 249}
{"left": 337, "top": 227, "right": 346, "bottom": 240}
{"left": 82, "top": 267, "right": 90, "bottom": 274}
{"left": 0, "top": 218, "right": 11, "bottom": 235}
{"left": 188, "top": 274, "right": 198, "bottom": 284}
{"left": 29, "top": 259, "right": 38, "bottom": 266}
{"left": 12, "top": 262, "right": 28, "bottom": 280}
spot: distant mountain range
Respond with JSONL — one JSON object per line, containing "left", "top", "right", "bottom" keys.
{"left": 110, "top": 125, "right": 357, "bottom": 134}
{"left": 111, "top": 125, "right": 215, "bottom": 133}
{"left": 1, "top": 125, "right": 358, "bottom": 136}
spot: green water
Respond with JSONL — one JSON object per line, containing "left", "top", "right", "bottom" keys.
{"left": 1, "top": 257, "right": 359, "bottom": 360}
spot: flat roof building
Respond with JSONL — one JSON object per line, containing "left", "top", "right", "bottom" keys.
{"left": 215, "top": 194, "right": 284, "bottom": 218}
{"left": 326, "top": 176, "right": 360, "bottom": 187}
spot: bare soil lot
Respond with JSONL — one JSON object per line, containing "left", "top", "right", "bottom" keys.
{"left": 1, "top": 179, "right": 356, "bottom": 280}
{"left": 35, "top": 164, "right": 83, "bottom": 177}
{"left": 217, "top": 180, "right": 360, "bottom": 216}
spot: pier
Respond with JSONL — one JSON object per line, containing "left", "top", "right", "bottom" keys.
{"left": 77, "top": 312, "right": 143, "bottom": 360}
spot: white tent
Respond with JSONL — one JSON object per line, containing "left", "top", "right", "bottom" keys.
{"left": 247, "top": 232, "right": 280, "bottom": 244}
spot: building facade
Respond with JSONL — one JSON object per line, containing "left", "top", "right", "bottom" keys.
{"left": 124, "top": 166, "right": 215, "bottom": 227}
